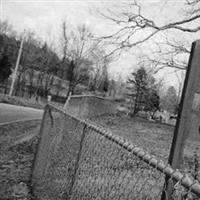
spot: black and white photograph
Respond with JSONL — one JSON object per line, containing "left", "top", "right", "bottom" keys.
{"left": 0, "top": 0, "right": 200, "bottom": 199}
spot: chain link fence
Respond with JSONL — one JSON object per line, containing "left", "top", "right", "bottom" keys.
{"left": 31, "top": 103, "right": 200, "bottom": 200}
{"left": 65, "top": 95, "right": 117, "bottom": 118}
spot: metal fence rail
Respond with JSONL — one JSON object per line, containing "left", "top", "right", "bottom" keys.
{"left": 31, "top": 104, "right": 200, "bottom": 200}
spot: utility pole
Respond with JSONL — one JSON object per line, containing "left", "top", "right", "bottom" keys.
{"left": 9, "top": 33, "right": 25, "bottom": 97}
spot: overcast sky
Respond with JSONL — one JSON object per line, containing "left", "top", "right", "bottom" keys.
{"left": 1, "top": 0, "right": 198, "bottom": 91}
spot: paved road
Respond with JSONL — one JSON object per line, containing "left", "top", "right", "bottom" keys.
{"left": 0, "top": 103, "right": 44, "bottom": 124}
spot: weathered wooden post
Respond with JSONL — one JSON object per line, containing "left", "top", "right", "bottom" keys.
{"left": 162, "top": 40, "right": 200, "bottom": 199}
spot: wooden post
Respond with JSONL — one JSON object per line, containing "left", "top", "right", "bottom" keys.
{"left": 169, "top": 40, "right": 200, "bottom": 168}
{"left": 162, "top": 40, "right": 200, "bottom": 199}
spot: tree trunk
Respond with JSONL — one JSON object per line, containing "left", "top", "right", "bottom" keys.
{"left": 44, "top": 74, "right": 54, "bottom": 99}
{"left": 35, "top": 72, "right": 44, "bottom": 100}
{"left": 14, "top": 72, "right": 23, "bottom": 96}
{"left": 4, "top": 81, "right": 8, "bottom": 95}
{"left": 133, "top": 96, "right": 139, "bottom": 117}
{"left": 56, "top": 80, "right": 62, "bottom": 97}
{"left": 28, "top": 69, "right": 35, "bottom": 98}
{"left": 131, "top": 88, "right": 141, "bottom": 117}
{"left": 66, "top": 81, "right": 75, "bottom": 99}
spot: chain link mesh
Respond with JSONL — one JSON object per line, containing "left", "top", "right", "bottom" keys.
{"left": 31, "top": 104, "right": 200, "bottom": 200}
{"left": 66, "top": 95, "right": 117, "bottom": 118}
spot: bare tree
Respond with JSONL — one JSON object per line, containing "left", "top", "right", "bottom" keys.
{"left": 34, "top": 42, "right": 58, "bottom": 99}
{"left": 15, "top": 31, "right": 42, "bottom": 97}
{"left": 186, "top": 0, "right": 200, "bottom": 15}
{"left": 95, "top": 0, "right": 200, "bottom": 79}
{"left": 98, "top": 0, "right": 200, "bottom": 57}
{"left": 88, "top": 47, "right": 112, "bottom": 93}
{"left": 136, "top": 36, "right": 192, "bottom": 73}
{"left": 60, "top": 21, "right": 100, "bottom": 97}
{"left": 0, "top": 20, "right": 15, "bottom": 36}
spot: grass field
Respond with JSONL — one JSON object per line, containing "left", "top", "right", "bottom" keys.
{"left": 91, "top": 115, "right": 174, "bottom": 159}
{"left": 91, "top": 114, "right": 200, "bottom": 181}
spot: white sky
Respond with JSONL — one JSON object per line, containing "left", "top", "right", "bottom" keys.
{"left": 1, "top": 0, "right": 199, "bottom": 91}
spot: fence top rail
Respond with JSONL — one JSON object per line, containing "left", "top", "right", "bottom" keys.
{"left": 47, "top": 103, "right": 200, "bottom": 197}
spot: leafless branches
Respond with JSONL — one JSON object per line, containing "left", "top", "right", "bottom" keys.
{"left": 136, "top": 36, "right": 191, "bottom": 73}
{"left": 97, "top": 0, "right": 200, "bottom": 59}
{"left": 185, "top": 0, "right": 200, "bottom": 15}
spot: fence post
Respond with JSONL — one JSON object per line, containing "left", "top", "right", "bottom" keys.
{"left": 161, "top": 40, "right": 200, "bottom": 199}
{"left": 30, "top": 104, "right": 50, "bottom": 189}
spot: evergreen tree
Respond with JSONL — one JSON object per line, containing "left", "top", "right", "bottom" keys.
{"left": 0, "top": 54, "right": 12, "bottom": 83}
{"left": 144, "top": 89, "right": 160, "bottom": 117}
{"left": 128, "top": 67, "right": 160, "bottom": 116}
{"left": 128, "top": 67, "right": 148, "bottom": 116}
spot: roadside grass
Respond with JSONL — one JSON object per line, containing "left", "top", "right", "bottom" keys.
{"left": 0, "top": 94, "right": 45, "bottom": 109}
{"left": 0, "top": 120, "right": 41, "bottom": 200}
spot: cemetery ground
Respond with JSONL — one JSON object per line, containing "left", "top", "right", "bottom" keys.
{"left": 0, "top": 110, "right": 199, "bottom": 199}
{"left": 91, "top": 114, "right": 200, "bottom": 179}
